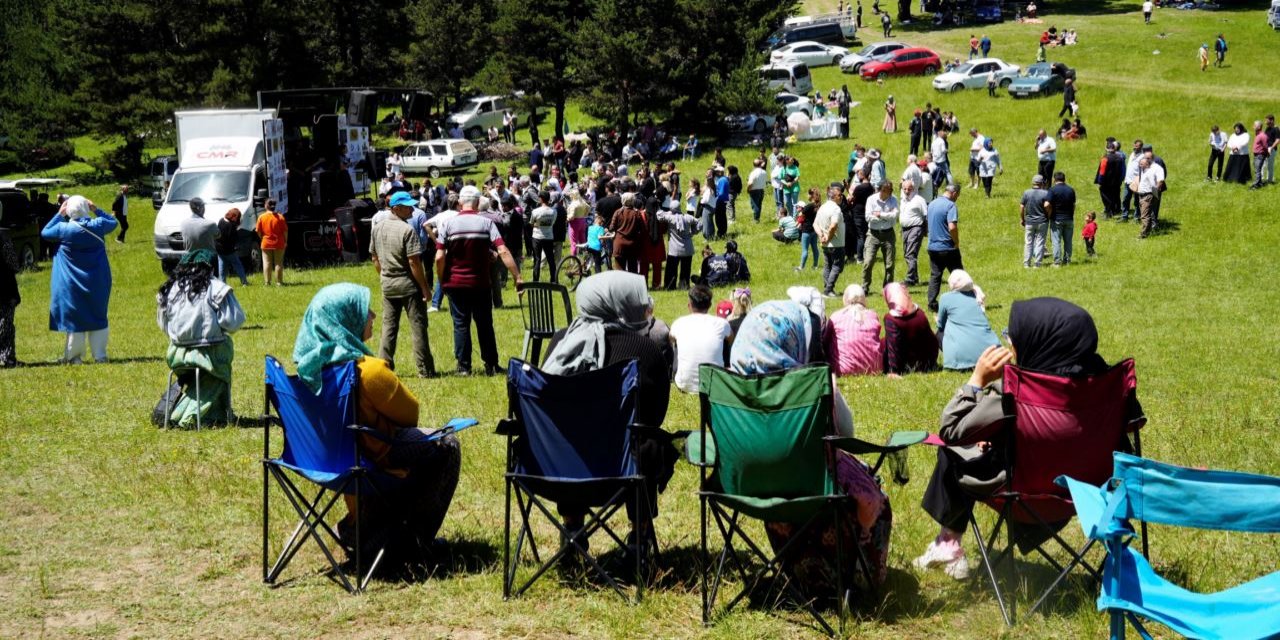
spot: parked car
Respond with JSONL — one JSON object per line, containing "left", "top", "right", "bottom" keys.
{"left": 398, "top": 139, "right": 479, "bottom": 178}
{"left": 839, "top": 41, "right": 908, "bottom": 73}
{"left": 446, "top": 95, "right": 530, "bottom": 140}
{"left": 758, "top": 60, "right": 814, "bottom": 95}
{"left": 974, "top": 0, "right": 1003, "bottom": 22}
{"left": 775, "top": 92, "right": 813, "bottom": 118}
{"left": 859, "top": 47, "right": 941, "bottom": 81}
{"left": 932, "top": 58, "right": 1021, "bottom": 92}
{"left": 724, "top": 113, "right": 777, "bottom": 134}
{"left": 1007, "top": 62, "right": 1075, "bottom": 98}
{"left": 0, "top": 178, "right": 64, "bottom": 270}
{"left": 762, "top": 20, "right": 849, "bottom": 51}
{"left": 771, "top": 41, "right": 851, "bottom": 67}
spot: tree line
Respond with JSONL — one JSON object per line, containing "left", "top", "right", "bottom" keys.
{"left": 0, "top": 0, "right": 797, "bottom": 177}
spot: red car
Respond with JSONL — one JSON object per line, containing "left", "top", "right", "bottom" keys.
{"left": 859, "top": 47, "right": 941, "bottom": 80}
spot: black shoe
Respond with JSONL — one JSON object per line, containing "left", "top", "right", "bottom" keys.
{"left": 455, "top": 367, "right": 472, "bottom": 377}
{"left": 483, "top": 364, "right": 506, "bottom": 377}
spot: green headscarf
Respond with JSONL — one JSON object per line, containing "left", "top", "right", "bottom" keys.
{"left": 180, "top": 248, "right": 216, "bottom": 266}
{"left": 293, "top": 283, "right": 373, "bottom": 393}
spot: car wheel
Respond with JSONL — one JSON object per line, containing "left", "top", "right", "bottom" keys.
{"left": 832, "top": 54, "right": 844, "bottom": 65}
{"left": 923, "top": 65, "right": 937, "bottom": 75}
{"left": 877, "top": 71, "right": 888, "bottom": 80}
{"left": 429, "top": 166, "right": 442, "bottom": 179}
{"left": 466, "top": 126, "right": 482, "bottom": 140}
{"left": 753, "top": 119, "right": 767, "bottom": 134}
{"left": 951, "top": 83, "right": 964, "bottom": 92}
{"left": 852, "top": 63, "right": 864, "bottom": 73}
{"left": 19, "top": 243, "right": 35, "bottom": 270}
{"left": 1000, "top": 78, "right": 1012, "bottom": 88}
{"left": 242, "top": 246, "right": 262, "bottom": 274}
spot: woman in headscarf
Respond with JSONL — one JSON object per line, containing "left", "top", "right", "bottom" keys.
{"left": 293, "top": 283, "right": 461, "bottom": 561}
{"left": 658, "top": 184, "right": 700, "bottom": 291}
{"left": 41, "top": 195, "right": 117, "bottom": 363}
{"left": 936, "top": 270, "right": 999, "bottom": 371}
{"left": 825, "top": 284, "right": 883, "bottom": 376}
{"left": 543, "top": 271, "right": 675, "bottom": 542}
{"left": 156, "top": 249, "right": 246, "bottom": 426}
{"left": 883, "top": 95, "right": 897, "bottom": 133}
{"left": 729, "top": 300, "right": 890, "bottom": 594}
{"left": 0, "top": 229, "right": 20, "bottom": 367}
{"left": 915, "top": 297, "right": 1144, "bottom": 580}
{"left": 608, "top": 193, "right": 646, "bottom": 274}
{"left": 977, "top": 137, "right": 1002, "bottom": 198}
{"left": 881, "top": 282, "right": 938, "bottom": 375}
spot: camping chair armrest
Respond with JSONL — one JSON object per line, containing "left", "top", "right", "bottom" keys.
{"left": 627, "top": 423, "right": 690, "bottom": 442}
{"left": 346, "top": 424, "right": 392, "bottom": 444}
{"left": 681, "top": 431, "right": 716, "bottom": 468}
{"left": 495, "top": 418, "right": 522, "bottom": 437}
{"left": 825, "top": 430, "right": 928, "bottom": 455}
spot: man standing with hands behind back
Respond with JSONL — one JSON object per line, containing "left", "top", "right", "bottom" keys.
{"left": 371, "top": 191, "right": 436, "bottom": 378}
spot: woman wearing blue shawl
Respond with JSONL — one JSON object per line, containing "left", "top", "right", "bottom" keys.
{"left": 42, "top": 195, "right": 116, "bottom": 363}
{"left": 729, "top": 300, "right": 892, "bottom": 595}
{"left": 294, "top": 283, "right": 461, "bottom": 562}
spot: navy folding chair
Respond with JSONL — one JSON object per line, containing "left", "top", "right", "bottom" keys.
{"left": 260, "top": 356, "right": 390, "bottom": 593}
{"left": 498, "top": 357, "right": 654, "bottom": 602}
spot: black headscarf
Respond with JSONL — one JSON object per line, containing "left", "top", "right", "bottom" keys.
{"left": 1007, "top": 297, "right": 1108, "bottom": 376}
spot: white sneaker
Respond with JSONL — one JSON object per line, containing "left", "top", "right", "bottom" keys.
{"left": 428, "top": 306, "right": 440, "bottom": 313}
{"left": 914, "top": 539, "right": 969, "bottom": 580}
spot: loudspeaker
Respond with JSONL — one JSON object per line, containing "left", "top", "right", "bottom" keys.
{"left": 347, "top": 90, "right": 378, "bottom": 127}
{"left": 406, "top": 91, "right": 432, "bottom": 122}
{"left": 313, "top": 114, "right": 341, "bottom": 156}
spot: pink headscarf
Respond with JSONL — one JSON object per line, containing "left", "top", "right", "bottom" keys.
{"left": 883, "top": 282, "right": 917, "bottom": 317}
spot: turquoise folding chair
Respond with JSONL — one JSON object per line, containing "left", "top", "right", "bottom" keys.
{"left": 1060, "top": 452, "right": 1280, "bottom": 640}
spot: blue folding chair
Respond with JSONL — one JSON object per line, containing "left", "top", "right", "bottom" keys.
{"left": 260, "top": 356, "right": 390, "bottom": 593}
{"left": 498, "top": 357, "right": 660, "bottom": 602}
{"left": 1060, "top": 452, "right": 1280, "bottom": 640}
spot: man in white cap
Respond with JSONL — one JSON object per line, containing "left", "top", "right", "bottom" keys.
{"left": 434, "top": 185, "right": 522, "bottom": 375}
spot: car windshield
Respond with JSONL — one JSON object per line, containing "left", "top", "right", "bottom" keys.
{"left": 857, "top": 44, "right": 882, "bottom": 56}
{"left": 952, "top": 63, "right": 975, "bottom": 74}
{"left": 1029, "top": 66, "right": 1051, "bottom": 77}
{"left": 460, "top": 100, "right": 484, "bottom": 113}
{"left": 166, "top": 171, "right": 250, "bottom": 204}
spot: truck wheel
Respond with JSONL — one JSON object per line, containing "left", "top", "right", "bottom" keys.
{"left": 466, "top": 126, "right": 482, "bottom": 140}
{"left": 19, "top": 243, "right": 35, "bottom": 270}
{"left": 429, "top": 166, "right": 442, "bottom": 179}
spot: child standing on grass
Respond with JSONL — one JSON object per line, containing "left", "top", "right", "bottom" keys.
{"left": 585, "top": 213, "right": 610, "bottom": 272}
{"left": 1082, "top": 211, "right": 1098, "bottom": 257}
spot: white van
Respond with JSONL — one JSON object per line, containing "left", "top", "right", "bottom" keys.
{"left": 1270, "top": 0, "right": 1280, "bottom": 29}
{"left": 447, "top": 95, "right": 526, "bottom": 140}
{"left": 758, "top": 60, "right": 814, "bottom": 96}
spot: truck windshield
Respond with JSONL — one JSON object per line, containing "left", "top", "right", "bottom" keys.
{"left": 166, "top": 171, "right": 250, "bottom": 204}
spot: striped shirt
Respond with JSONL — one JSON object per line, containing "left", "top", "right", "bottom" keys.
{"left": 435, "top": 210, "right": 504, "bottom": 289}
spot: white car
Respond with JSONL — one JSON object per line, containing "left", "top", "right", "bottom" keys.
{"left": 838, "top": 41, "right": 908, "bottom": 73}
{"left": 398, "top": 139, "right": 479, "bottom": 178}
{"left": 770, "top": 41, "right": 851, "bottom": 67}
{"left": 775, "top": 92, "right": 813, "bottom": 118}
{"left": 932, "top": 58, "right": 1021, "bottom": 92}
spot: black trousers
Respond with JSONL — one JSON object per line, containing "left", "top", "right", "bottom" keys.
{"left": 116, "top": 214, "right": 129, "bottom": 241}
{"left": 663, "top": 255, "right": 692, "bottom": 290}
{"left": 1099, "top": 183, "right": 1121, "bottom": 217}
{"left": 1057, "top": 100, "right": 1072, "bottom": 117}
{"left": 910, "top": 133, "right": 921, "bottom": 157}
{"left": 713, "top": 201, "right": 728, "bottom": 238}
{"left": 1208, "top": 148, "right": 1225, "bottom": 179}
{"left": 927, "top": 248, "right": 964, "bottom": 311}
{"left": 1037, "top": 160, "right": 1056, "bottom": 181}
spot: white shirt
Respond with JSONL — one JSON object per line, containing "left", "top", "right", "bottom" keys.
{"left": 978, "top": 148, "right": 1002, "bottom": 177}
{"left": 1037, "top": 136, "right": 1057, "bottom": 161}
{"left": 970, "top": 135, "right": 986, "bottom": 161}
{"left": 1227, "top": 132, "right": 1251, "bottom": 155}
{"left": 899, "top": 193, "right": 928, "bottom": 228}
{"left": 932, "top": 136, "right": 949, "bottom": 165}
{"left": 670, "top": 313, "right": 732, "bottom": 394}
{"left": 902, "top": 164, "right": 923, "bottom": 191}
{"left": 865, "top": 194, "right": 899, "bottom": 231}
{"left": 1209, "top": 131, "right": 1227, "bottom": 151}
{"left": 770, "top": 165, "right": 784, "bottom": 189}
{"left": 1137, "top": 162, "right": 1165, "bottom": 194}
{"left": 815, "top": 200, "right": 846, "bottom": 248}
{"left": 1142, "top": 1, "right": 1152, "bottom": 10}
{"left": 747, "top": 167, "right": 768, "bottom": 191}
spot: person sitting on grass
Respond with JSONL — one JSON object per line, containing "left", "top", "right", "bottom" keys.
{"left": 293, "top": 283, "right": 462, "bottom": 563}
{"left": 915, "top": 297, "right": 1145, "bottom": 580}
{"left": 772, "top": 207, "right": 799, "bottom": 244}
{"left": 881, "top": 283, "right": 939, "bottom": 376}
{"left": 698, "top": 240, "right": 751, "bottom": 286}
{"left": 936, "top": 270, "right": 999, "bottom": 371}
{"left": 669, "top": 283, "right": 733, "bottom": 394}
{"left": 825, "top": 284, "right": 883, "bottom": 377}
{"left": 155, "top": 249, "right": 246, "bottom": 427}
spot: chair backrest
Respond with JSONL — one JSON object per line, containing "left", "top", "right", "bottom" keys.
{"left": 507, "top": 357, "right": 639, "bottom": 480}
{"left": 699, "top": 364, "right": 834, "bottom": 499}
{"left": 264, "top": 355, "right": 359, "bottom": 475}
{"left": 518, "top": 282, "right": 573, "bottom": 337}
{"left": 1111, "top": 452, "right": 1280, "bottom": 534}
{"left": 1004, "top": 359, "right": 1137, "bottom": 499}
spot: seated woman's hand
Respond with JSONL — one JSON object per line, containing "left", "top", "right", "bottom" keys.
{"left": 970, "top": 345, "right": 1013, "bottom": 388}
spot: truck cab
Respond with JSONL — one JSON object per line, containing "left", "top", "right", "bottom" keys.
{"left": 153, "top": 137, "right": 265, "bottom": 271}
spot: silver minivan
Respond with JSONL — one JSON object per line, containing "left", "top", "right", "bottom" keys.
{"left": 758, "top": 60, "right": 814, "bottom": 96}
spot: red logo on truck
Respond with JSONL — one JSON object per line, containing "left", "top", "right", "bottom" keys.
{"left": 195, "top": 150, "right": 240, "bottom": 160}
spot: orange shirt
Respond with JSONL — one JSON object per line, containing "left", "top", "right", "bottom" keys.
{"left": 255, "top": 210, "right": 288, "bottom": 250}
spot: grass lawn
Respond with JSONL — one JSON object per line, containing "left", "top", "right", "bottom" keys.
{"left": 3, "top": 3, "right": 1280, "bottom": 638}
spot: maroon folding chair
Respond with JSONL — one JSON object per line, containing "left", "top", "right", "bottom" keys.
{"left": 970, "top": 358, "right": 1147, "bottom": 625}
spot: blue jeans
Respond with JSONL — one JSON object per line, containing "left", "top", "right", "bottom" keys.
{"left": 1050, "top": 219, "right": 1073, "bottom": 265}
{"left": 748, "top": 189, "right": 764, "bottom": 221}
{"left": 782, "top": 190, "right": 798, "bottom": 216}
{"left": 431, "top": 281, "right": 444, "bottom": 309}
{"left": 445, "top": 287, "right": 499, "bottom": 371}
{"left": 218, "top": 252, "right": 247, "bottom": 284}
{"left": 701, "top": 205, "right": 715, "bottom": 241}
{"left": 799, "top": 232, "right": 819, "bottom": 268}
{"left": 773, "top": 187, "right": 783, "bottom": 213}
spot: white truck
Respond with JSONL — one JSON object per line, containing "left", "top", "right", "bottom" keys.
{"left": 1270, "top": 0, "right": 1280, "bottom": 29}
{"left": 153, "top": 109, "right": 284, "bottom": 270}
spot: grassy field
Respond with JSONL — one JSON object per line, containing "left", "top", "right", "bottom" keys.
{"left": 3, "top": 2, "right": 1280, "bottom": 638}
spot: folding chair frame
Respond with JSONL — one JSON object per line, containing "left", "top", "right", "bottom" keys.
{"left": 516, "top": 282, "right": 573, "bottom": 367}
{"left": 498, "top": 409, "right": 658, "bottom": 603}
{"left": 970, "top": 431, "right": 1147, "bottom": 625}
{"left": 165, "top": 366, "right": 233, "bottom": 430}
{"left": 259, "top": 377, "right": 391, "bottom": 594}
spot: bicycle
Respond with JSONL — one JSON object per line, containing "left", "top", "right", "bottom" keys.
{"left": 557, "top": 244, "right": 604, "bottom": 291}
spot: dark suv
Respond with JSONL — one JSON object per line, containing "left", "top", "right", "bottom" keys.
{"left": 0, "top": 179, "right": 64, "bottom": 270}
{"left": 764, "top": 21, "right": 847, "bottom": 50}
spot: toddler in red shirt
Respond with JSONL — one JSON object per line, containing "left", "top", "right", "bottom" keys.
{"left": 1082, "top": 211, "right": 1098, "bottom": 257}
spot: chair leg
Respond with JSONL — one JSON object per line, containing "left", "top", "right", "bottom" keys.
{"left": 521, "top": 331, "right": 532, "bottom": 362}
{"left": 1006, "top": 502, "right": 1018, "bottom": 626}
{"left": 530, "top": 337, "right": 543, "bottom": 367}
{"left": 504, "top": 476, "right": 513, "bottom": 600}
{"left": 194, "top": 368, "right": 201, "bottom": 431}
{"left": 165, "top": 370, "right": 175, "bottom": 429}
{"left": 262, "top": 460, "right": 269, "bottom": 583}
{"left": 700, "top": 492, "right": 710, "bottom": 626}
{"left": 970, "top": 512, "right": 1013, "bottom": 626}
{"left": 833, "top": 503, "right": 847, "bottom": 637}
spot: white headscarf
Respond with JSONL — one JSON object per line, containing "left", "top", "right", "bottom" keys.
{"left": 60, "top": 195, "right": 92, "bottom": 220}
{"left": 786, "top": 285, "right": 826, "bottom": 317}
{"left": 948, "top": 269, "right": 987, "bottom": 308}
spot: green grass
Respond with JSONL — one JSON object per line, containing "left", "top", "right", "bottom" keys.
{"left": 3, "top": 4, "right": 1280, "bottom": 638}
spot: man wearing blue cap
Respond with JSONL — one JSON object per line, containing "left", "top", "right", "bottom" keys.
{"left": 371, "top": 190, "right": 436, "bottom": 377}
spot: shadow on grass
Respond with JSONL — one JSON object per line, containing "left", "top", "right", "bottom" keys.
{"left": 17, "top": 355, "right": 165, "bottom": 368}
{"left": 1147, "top": 218, "right": 1182, "bottom": 237}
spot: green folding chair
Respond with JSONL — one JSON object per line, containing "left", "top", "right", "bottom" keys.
{"left": 687, "top": 363, "right": 924, "bottom": 636}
